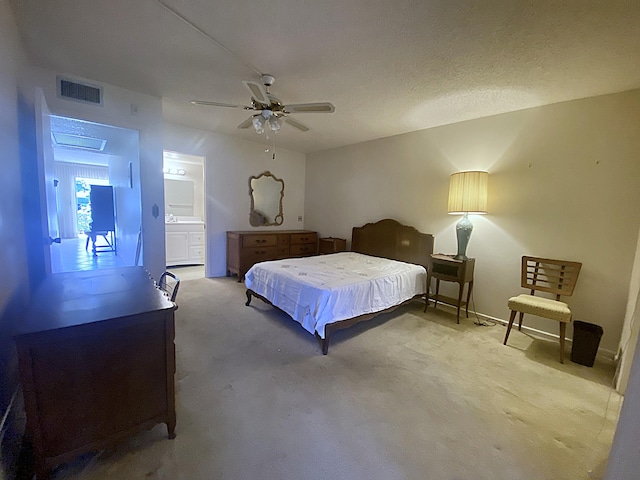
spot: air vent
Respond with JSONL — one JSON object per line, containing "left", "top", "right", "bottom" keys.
{"left": 57, "top": 76, "right": 103, "bottom": 106}
{"left": 51, "top": 132, "right": 107, "bottom": 151}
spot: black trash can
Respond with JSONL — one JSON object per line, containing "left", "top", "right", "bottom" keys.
{"left": 571, "top": 321, "right": 604, "bottom": 367}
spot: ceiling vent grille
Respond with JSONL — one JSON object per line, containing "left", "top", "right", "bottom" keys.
{"left": 57, "top": 76, "right": 103, "bottom": 106}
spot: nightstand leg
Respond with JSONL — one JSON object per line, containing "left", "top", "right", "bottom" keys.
{"left": 456, "top": 282, "right": 463, "bottom": 324}
{"left": 466, "top": 281, "right": 473, "bottom": 318}
{"left": 434, "top": 279, "right": 440, "bottom": 309}
{"left": 424, "top": 274, "right": 432, "bottom": 313}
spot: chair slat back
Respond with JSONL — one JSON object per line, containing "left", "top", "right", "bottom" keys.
{"left": 159, "top": 271, "right": 180, "bottom": 303}
{"left": 520, "top": 256, "right": 582, "bottom": 300}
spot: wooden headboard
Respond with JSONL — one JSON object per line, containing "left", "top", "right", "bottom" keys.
{"left": 351, "top": 219, "right": 434, "bottom": 272}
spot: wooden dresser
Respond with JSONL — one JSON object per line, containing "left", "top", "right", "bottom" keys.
{"left": 227, "top": 230, "right": 318, "bottom": 280}
{"left": 15, "top": 267, "right": 177, "bottom": 479}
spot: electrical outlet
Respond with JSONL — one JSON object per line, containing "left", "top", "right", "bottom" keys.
{"left": 297, "top": 215, "right": 303, "bottom": 222}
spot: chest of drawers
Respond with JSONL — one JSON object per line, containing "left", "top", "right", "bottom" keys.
{"left": 226, "top": 230, "right": 318, "bottom": 280}
{"left": 15, "top": 267, "right": 177, "bottom": 479}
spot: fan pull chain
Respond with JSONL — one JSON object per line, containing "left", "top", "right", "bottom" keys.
{"left": 264, "top": 129, "right": 271, "bottom": 155}
{"left": 272, "top": 135, "right": 277, "bottom": 160}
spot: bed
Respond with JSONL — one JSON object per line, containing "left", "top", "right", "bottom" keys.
{"left": 244, "top": 219, "right": 434, "bottom": 354}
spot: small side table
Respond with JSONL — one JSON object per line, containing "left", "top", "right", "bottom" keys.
{"left": 424, "top": 254, "right": 475, "bottom": 323}
{"left": 319, "top": 237, "right": 347, "bottom": 254}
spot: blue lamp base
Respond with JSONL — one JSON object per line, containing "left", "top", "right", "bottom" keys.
{"left": 454, "top": 212, "right": 473, "bottom": 260}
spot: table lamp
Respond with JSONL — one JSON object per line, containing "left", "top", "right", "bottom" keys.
{"left": 448, "top": 171, "right": 488, "bottom": 260}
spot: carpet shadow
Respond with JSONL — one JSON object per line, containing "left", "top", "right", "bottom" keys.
{"left": 505, "top": 334, "right": 616, "bottom": 387}
{"left": 247, "top": 299, "right": 444, "bottom": 354}
{"left": 246, "top": 302, "right": 320, "bottom": 352}
{"left": 420, "top": 305, "right": 485, "bottom": 331}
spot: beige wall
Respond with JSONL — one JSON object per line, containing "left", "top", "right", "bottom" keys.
{"left": 163, "top": 123, "right": 307, "bottom": 278}
{"left": 305, "top": 90, "right": 640, "bottom": 353}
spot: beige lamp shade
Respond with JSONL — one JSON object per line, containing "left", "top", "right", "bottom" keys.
{"left": 447, "top": 171, "right": 489, "bottom": 214}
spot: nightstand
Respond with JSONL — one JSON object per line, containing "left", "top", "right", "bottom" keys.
{"left": 424, "top": 254, "right": 475, "bottom": 323}
{"left": 319, "top": 237, "right": 347, "bottom": 254}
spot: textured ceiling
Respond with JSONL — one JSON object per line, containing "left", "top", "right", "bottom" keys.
{"left": 10, "top": 0, "right": 640, "bottom": 154}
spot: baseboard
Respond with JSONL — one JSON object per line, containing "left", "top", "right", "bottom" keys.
{"left": 426, "top": 300, "right": 616, "bottom": 362}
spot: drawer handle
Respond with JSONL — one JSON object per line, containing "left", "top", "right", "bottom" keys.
{"left": 255, "top": 250, "right": 267, "bottom": 254}
{"left": 256, "top": 239, "right": 267, "bottom": 244}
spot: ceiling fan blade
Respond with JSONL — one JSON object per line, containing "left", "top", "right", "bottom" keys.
{"left": 243, "top": 81, "right": 270, "bottom": 105}
{"left": 191, "top": 100, "right": 243, "bottom": 108}
{"left": 237, "top": 116, "right": 255, "bottom": 129}
{"left": 284, "top": 102, "right": 335, "bottom": 114}
{"left": 285, "top": 117, "right": 310, "bottom": 132}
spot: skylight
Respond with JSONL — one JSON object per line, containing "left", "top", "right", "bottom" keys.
{"left": 51, "top": 132, "right": 107, "bottom": 151}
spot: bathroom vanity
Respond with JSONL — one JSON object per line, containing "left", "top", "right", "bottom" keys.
{"left": 165, "top": 217, "right": 205, "bottom": 266}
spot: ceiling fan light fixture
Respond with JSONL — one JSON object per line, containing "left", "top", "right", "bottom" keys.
{"left": 252, "top": 115, "right": 264, "bottom": 134}
{"left": 268, "top": 116, "right": 282, "bottom": 133}
{"left": 251, "top": 111, "right": 282, "bottom": 134}
{"left": 195, "top": 75, "right": 334, "bottom": 136}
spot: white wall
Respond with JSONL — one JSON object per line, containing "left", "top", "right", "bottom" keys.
{"left": 0, "top": 1, "right": 30, "bottom": 476}
{"left": 616, "top": 226, "right": 640, "bottom": 393}
{"left": 18, "top": 66, "right": 166, "bottom": 280}
{"left": 0, "top": 0, "right": 30, "bottom": 298}
{"left": 605, "top": 328, "right": 640, "bottom": 479}
{"left": 163, "top": 154, "right": 205, "bottom": 219}
{"left": 305, "top": 90, "right": 640, "bottom": 354}
{"left": 163, "top": 123, "right": 306, "bottom": 278}
{"left": 109, "top": 145, "right": 142, "bottom": 266}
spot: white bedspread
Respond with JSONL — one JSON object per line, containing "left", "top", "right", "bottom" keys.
{"left": 244, "top": 252, "right": 427, "bottom": 338}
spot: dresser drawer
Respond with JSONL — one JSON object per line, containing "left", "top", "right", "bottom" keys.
{"left": 277, "top": 235, "right": 290, "bottom": 247}
{"left": 242, "top": 235, "right": 277, "bottom": 248}
{"left": 290, "top": 244, "right": 317, "bottom": 256}
{"left": 277, "top": 246, "right": 289, "bottom": 258}
{"left": 290, "top": 233, "right": 317, "bottom": 245}
{"left": 243, "top": 246, "right": 278, "bottom": 264}
{"left": 432, "top": 261, "right": 459, "bottom": 278}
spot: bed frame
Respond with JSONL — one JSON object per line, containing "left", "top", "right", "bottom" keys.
{"left": 245, "top": 218, "right": 434, "bottom": 354}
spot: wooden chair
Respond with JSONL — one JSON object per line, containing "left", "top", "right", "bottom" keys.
{"left": 503, "top": 256, "right": 582, "bottom": 363}
{"left": 159, "top": 271, "right": 181, "bottom": 303}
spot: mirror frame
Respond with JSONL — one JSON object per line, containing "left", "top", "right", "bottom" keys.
{"left": 249, "top": 171, "right": 285, "bottom": 226}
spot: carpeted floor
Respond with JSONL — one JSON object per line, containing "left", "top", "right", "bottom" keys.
{"left": 53, "top": 276, "right": 621, "bottom": 480}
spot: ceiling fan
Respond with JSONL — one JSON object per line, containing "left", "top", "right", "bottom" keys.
{"left": 191, "top": 74, "right": 335, "bottom": 134}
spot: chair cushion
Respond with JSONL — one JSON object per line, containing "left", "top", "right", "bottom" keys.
{"left": 508, "top": 294, "right": 572, "bottom": 323}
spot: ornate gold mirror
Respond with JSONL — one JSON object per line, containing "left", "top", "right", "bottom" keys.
{"left": 249, "top": 171, "right": 284, "bottom": 226}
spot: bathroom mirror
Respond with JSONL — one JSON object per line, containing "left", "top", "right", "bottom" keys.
{"left": 249, "top": 171, "right": 284, "bottom": 226}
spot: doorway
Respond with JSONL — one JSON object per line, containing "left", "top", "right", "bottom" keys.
{"left": 163, "top": 150, "right": 206, "bottom": 280}
{"left": 49, "top": 115, "right": 141, "bottom": 273}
